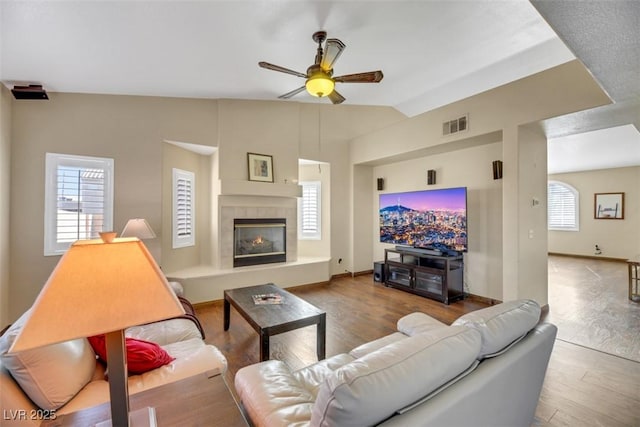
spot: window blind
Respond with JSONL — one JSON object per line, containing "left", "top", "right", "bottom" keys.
{"left": 299, "top": 181, "right": 321, "bottom": 240}
{"left": 548, "top": 181, "right": 579, "bottom": 231}
{"left": 44, "top": 153, "right": 114, "bottom": 255}
{"left": 173, "top": 168, "right": 195, "bottom": 248}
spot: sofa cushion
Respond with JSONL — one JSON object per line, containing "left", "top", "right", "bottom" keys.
{"left": 348, "top": 332, "right": 407, "bottom": 359}
{"left": 0, "top": 309, "right": 96, "bottom": 411}
{"left": 88, "top": 335, "right": 175, "bottom": 375}
{"left": 310, "top": 326, "right": 481, "bottom": 427}
{"left": 452, "top": 299, "right": 541, "bottom": 359}
{"left": 397, "top": 312, "right": 447, "bottom": 336}
{"left": 292, "top": 353, "right": 356, "bottom": 397}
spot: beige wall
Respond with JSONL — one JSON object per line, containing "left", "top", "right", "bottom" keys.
{"left": 350, "top": 61, "right": 609, "bottom": 167}
{"left": 298, "top": 163, "right": 331, "bottom": 258}
{"left": 214, "top": 100, "right": 400, "bottom": 276}
{"left": 161, "top": 142, "right": 213, "bottom": 272}
{"left": 218, "top": 99, "right": 299, "bottom": 185}
{"left": 512, "top": 125, "right": 548, "bottom": 303}
{"left": 7, "top": 94, "right": 401, "bottom": 315}
{"left": 0, "top": 85, "right": 11, "bottom": 326}
{"left": 4, "top": 59, "right": 615, "bottom": 315}
{"left": 297, "top": 103, "right": 403, "bottom": 276}
{"left": 353, "top": 165, "right": 374, "bottom": 273}
{"left": 352, "top": 60, "right": 609, "bottom": 304}
{"left": 372, "top": 142, "right": 504, "bottom": 299}
{"left": 9, "top": 93, "right": 217, "bottom": 319}
{"left": 548, "top": 166, "right": 640, "bottom": 259}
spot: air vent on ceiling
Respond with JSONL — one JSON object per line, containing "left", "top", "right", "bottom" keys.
{"left": 442, "top": 114, "right": 468, "bottom": 136}
{"left": 11, "top": 84, "right": 49, "bottom": 100}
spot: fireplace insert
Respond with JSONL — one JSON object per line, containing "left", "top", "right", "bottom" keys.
{"left": 234, "top": 218, "right": 286, "bottom": 267}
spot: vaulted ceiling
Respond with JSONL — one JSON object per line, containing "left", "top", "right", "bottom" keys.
{"left": 1, "top": 1, "right": 638, "bottom": 172}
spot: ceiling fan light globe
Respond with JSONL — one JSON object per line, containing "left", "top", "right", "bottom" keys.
{"left": 305, "top": 74, "right": 334, "bottom": 98}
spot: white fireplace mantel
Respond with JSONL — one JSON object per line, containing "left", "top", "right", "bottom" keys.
{"left": 216, "top": 179, "right": 302, "bottom": 198}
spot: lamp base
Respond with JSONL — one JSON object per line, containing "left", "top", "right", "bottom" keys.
{"left": 96, "top": 407, "right": 157, "bottom": 427}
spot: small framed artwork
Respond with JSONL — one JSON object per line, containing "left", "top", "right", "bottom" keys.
{"left": 594, "top": 192, "right": 624, "bottom": 219}
{"left": 247, "top": 153, "right": 274, "bottom": 183}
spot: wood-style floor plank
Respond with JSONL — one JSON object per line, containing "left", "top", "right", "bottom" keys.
{"left": 195, "top": 257, "right": 640, "bottom": 427}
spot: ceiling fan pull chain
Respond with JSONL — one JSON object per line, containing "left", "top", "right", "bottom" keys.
{"left": 318, "top": 101, "right": 322, "bottom": 159}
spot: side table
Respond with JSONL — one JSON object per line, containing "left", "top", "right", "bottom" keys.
{"left": 626, "top": 259, "right": 640, "bottom": 302}
{"left": 41, "top": 369, "right": 248, "bottom": 426}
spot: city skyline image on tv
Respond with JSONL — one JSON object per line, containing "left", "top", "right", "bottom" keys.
{"left": 379, "top": 187, "right": 467, "bottom": 252}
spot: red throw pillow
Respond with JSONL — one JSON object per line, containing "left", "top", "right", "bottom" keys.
{"left": 87, "top": 334, "right": 175, "bottom": 375}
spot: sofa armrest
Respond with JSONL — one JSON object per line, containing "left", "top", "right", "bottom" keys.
{"left": 0, "top": 362, "right": 40, "bottom": 427}
{"left": 126, "top": 318, "right": 202, "bottom": 346}
{"left": 57, "top": 339, "right": 227, "bottom": 416}
{"left": 125, "top": 296, "right": 204, "bottom": 345}
{"left": 235, "top": 360, "right": 315, "bottom": 427}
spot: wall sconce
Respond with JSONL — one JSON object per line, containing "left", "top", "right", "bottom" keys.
{"left": 377, "top": 178, "right": 384, "bottom": 191}
{"left": 492, "top": 160, "right": 503, "bottom": 180}
{"left": 427, "top": 170, "right": 436, "bottom": 185}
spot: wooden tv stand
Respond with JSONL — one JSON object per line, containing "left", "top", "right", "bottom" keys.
{"left": 384, "top": 248, "right": 464, "bottom": 304}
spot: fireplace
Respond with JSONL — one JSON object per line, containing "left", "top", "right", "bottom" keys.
{"left": 234, "top": 218, "right": 286, "bottom": 267}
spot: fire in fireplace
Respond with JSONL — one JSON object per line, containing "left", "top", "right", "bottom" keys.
{"left": 234, "top": 218, "right": 286, "bottom": 267}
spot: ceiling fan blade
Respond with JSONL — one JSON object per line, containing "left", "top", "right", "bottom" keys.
{"left": 259, "top": 61, "right": 307, "bottom": 79}
{"left": 328, "top": 89, "right": 346, "bottom": 105}
{"left": 333, "top": 70, "right": 384, "bottom": 83}
{"left": 320, "top": 38, "right": 346, "bottom": 72}
{"left": 278, "top": 86, "right": 306, "bottom": 100}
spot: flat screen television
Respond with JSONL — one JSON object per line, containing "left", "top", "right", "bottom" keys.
{"left": 379, "top": 187, "right": 467, "bottom": 253}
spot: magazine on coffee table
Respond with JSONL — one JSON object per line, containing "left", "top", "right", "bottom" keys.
{"left": 252, "top": 293, "right": 284, "bottom": 305}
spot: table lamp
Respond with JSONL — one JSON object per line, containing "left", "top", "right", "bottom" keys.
{"left": 121, "top": 218, "right": 157, "bottom": 240}
{"left": 8, "top": 233, "right": 184, "bottom": 427}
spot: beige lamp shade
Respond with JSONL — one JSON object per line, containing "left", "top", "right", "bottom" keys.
{"left": 9, "top": 237, "right": 184, "bottom": 353}
{"left": 121, "top": 218, "right": 157, "bottom": 240}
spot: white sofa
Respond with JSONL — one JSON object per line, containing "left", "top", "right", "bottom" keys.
{"left": 0, "top": 293, "right": 226, "bottom": 426}
{"left": 235, "top": 299, "right": 557, "bottom": 427}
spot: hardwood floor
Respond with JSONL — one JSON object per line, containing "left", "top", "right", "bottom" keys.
{"left": 535, "top": 340, "right": 640, "bottom": 427}
{"left": 195, "top": 273, "right": 640, "bottom": 426}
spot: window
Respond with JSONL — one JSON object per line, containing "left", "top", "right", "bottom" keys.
{"left": 548, "top": 180, "right": 579, "bottom": 231}
{"left": 173, "top": 168, "right": 195, "bottom": 248}
{"left": 298, "top": 181, "right": 321, "bottom": 240}
{"left": 44, "top": 153, "right": 114, "bottom": 256}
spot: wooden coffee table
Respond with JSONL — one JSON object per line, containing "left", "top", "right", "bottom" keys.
{"left": 224, "top": 283, "right": 326, "bottom": 362}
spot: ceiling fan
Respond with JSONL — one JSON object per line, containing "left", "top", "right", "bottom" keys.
{"left": 259, "top": 31, "right": 383, "bottom": 105}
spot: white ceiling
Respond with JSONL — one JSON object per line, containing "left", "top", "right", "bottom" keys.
{"left": 0, "top": 0, "right": 573, "bottom": 116}
{"left": 548, "top": 125, "right": 640, "bottom": 175}
{"left": 1, "top": 1, "right": 638, "bottom": 173}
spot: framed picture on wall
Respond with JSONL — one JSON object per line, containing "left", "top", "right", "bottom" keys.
{"left": 594, "top": 192, "right": 624, "bottom": 219}
{"left": 247, "top": 153, "right": 274, "bottom": 183}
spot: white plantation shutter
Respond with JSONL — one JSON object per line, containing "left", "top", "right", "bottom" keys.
{"left": 44, "top": 153, "right": 114, "bottom": 255}
{"left": 548, "top": 181, "right": 579, "bottom": 231}
{"left": 298, "top": 181, "right": 321, "bottom": 240}
{"left": 173, "top": 168, "right": 195, "bottom": 248}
